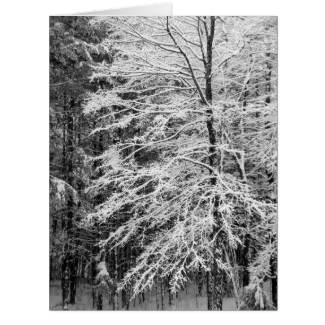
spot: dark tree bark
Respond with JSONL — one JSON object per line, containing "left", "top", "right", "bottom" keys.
{"left": 270, "top": 253, "right": 277, "bottom": 308}
{"left": 161, "top": 280, "right": 165, "bottom": 310}
{"left": 206, "top": 271, "right": 213, "bottom": 310}
{"left": 155, "top": 278, "right": 160, "bottom": 310}
{"left": 204, "top": 16, "right": 224, "bottom": 311}
{"left": 125, "top": 241, "right": 132, "bottom": 310}
{"left": 61, "top": 97, "right": 76, "bottom": 309}
{"left": 264, "top": 53, "right": 277, "bottom": 308}
{"left": 97, "top": 294, "right": 103, "bottom": 310}
{"left": 96, "top": 251, "right": 106, "bottom": 310}
{"left": 67, "top": 98, "right": 77, "bottom": 304}
{"left": 69, "top": 255, "right": 78, "bottom": 304}
{"left": 91, "top": 256, "right": 98, "bottom": 309}
{"left": 61, "top": 255, "right": 70, "bottom": 310}
{"left": 241, "top": 234, "right": 251, "bottom": 287}
{"left": 197, "top": 265, "right": 203, "bottom": 297}
{"left": 91, "top": 225, "right": 100, "bottom": 309}
{"left": 121, "top": 231, "right": 129, "bottom": 309}
{"left": 114, "top": 247, "right": 119, "bottom": 310}
{"left": 241, "top": 86, "right": 251, "bottom": 289}
{"left": 168, "top": 275, "right": 173, "bottom": 306}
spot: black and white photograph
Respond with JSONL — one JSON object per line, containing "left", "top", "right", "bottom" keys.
{"left": 4, "top": 0, "right": 325, "bottom": 323}
{"left": 49, "top": 15, "right": 277, "bottom": 311}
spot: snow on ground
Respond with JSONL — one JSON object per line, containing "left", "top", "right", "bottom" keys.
{"left": 50, "top": 282, "right": 237, "bottom": 311}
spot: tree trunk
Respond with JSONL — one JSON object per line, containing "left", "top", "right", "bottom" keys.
{"left": 97, "top": 293, "right": 103, "bottom": 310}
{"left": 66, "top": 98, "right": 76, "bottom": 304}
{"left": 61, "top": 255, "right": 70, "bottom": 310}
{"left": 114, "top": 247, "right": 119, "bottom": 310}
{"left": 197, "top": 265, "right": 203, "bottom": 297}
{"left": 69, "top": 255, "right": 78, "bottom": 304}
{"left": 91, "top": 257, "right": 97, "bottom": 309}
{"left": 242, "top": 234, "right": 250, "bottom": 287}
{"left": 265, "top": 53, "right": 277, "bottom": 309}
{"left": 168, "top": 275, "right": 173, "bottom": 306}
{"left": 61, "top": 97, "right": 76, "bottom": 310}
{"left": 155, "top": 279, "right": 160, "bottom": 310}
{"left": 212, "top": 257, "right": 223, "bottom": 310}
{"left": 121, "top": 241, "right": 128, "bottom": 309}
{"left": 204, "top": 16, "right": 224, "bottom": 311}
{"left": 271, "top": 255, "right": 277, "bottom": 308}
{"left": 206, "top": 271, "right": 213, "bottom": 310}
{"left": 125, "top": 241, "right": 132, "bottom": 310}
{"left": 161, "top": 280, "right": 165, "bottom": 310}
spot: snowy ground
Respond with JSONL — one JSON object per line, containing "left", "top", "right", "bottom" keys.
{"left": 50, "top": 282, "right": 237, "bottom": 311}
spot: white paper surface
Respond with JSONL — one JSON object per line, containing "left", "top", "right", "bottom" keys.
{"left": 68, "top": 3, "right": 172, "bottom": 16}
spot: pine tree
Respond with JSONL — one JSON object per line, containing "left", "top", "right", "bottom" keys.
{"left": 50, "top": 16, "right": 115, "bottom": 309}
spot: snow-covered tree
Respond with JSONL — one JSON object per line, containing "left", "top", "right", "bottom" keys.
{"left": 50, "top": 16, "right": 115, "bottom": 309}
{"left": 85, "top": 16, "right": 277, "bottom": 310}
